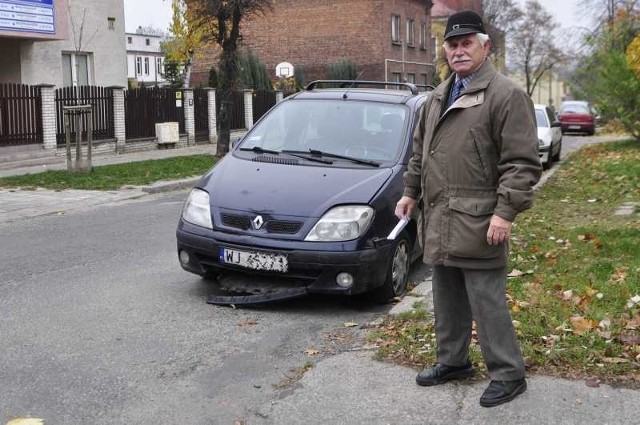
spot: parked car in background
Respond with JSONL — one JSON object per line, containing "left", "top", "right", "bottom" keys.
{"left": 176, "top": 81, "right": 430, "bottom": 304}
{"left": 558, "top": 100, "right": 597, "bottom": 135}
{"left": 534, "top": 104, "right": 563, "bottom": 169}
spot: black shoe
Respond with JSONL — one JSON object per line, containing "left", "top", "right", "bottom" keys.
{"left": 479, "top": 378, "right": 527, "bottom": 407}
{"left": 415, "top": 362, "right": 475, "bottom": 386}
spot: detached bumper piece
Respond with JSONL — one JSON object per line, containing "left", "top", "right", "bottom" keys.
{"left": 206, "top": 272, "right": 309, "bottom": 305}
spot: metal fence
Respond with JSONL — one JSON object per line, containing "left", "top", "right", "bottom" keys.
{"left": 124, "top": 87, "right": 186, "bottom": 139}
{"left": 0, "top": 83, "right": 43, "bottom": 147}
{"left": 55, "top": 86, "right": 114, "bottom": 145}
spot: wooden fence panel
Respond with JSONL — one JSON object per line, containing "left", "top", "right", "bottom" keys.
{"left": 193, "top": 89, "right": 209, "bottom": 142}
{"left": 215, "top": 90, "right": 245, "bottom": 131}
{"left": 55, "top": 86, "right": 114, "bottom": 145}
{"left": 124, "top": 88, "right": 185, "bottom": 139}
{"left": 252, "top": 90, "right": 277, "bottom": 123}
{"left": 0, "top": 83, "right": 42, "bottom": 147}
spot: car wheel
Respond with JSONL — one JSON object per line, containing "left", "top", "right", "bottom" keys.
{"left": 587, "top": 127, "right": 595, "bottom": 136}
{"left": 371, "top": 232, "right": 411, "bottom": 303}
{"left": 552, "top": 141, "right": 562, "bottom": 162}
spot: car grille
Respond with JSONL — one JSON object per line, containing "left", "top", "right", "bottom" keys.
{"left": 221, "top": 213, "right": 303, "bottom": 234}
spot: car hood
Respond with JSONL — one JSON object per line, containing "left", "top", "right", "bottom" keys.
{"left": 201, "top": 155, "right": 394, "bottom": 217}
{"left": 537, "top": 127, "right": 552, "bottom": 145}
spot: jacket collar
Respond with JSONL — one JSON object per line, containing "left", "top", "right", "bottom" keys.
{"left": 434, "top": 60, "right": 497, "bottom": 103}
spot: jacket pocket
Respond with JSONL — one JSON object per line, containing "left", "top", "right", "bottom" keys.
{"left": 448, "top": 196, "right": 501, "bottom": 259}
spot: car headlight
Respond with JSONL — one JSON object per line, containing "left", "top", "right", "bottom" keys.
{"left": 182, "top": 188, "right": 213, "bottom": 229}
{"left": 305, "top": 206, "right": 374, "bottom": 241}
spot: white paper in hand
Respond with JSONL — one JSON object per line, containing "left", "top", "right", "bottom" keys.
{"left": 387, "top": 218, "right": 409, "bottom": 240}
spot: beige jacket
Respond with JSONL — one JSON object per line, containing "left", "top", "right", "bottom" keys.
{"left": 403, "top": 60, "right": 542, "bottom": 269}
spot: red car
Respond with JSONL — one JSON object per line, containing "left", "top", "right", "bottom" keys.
{"left": 558, "top": 101, "right": 596, "bottom": 135}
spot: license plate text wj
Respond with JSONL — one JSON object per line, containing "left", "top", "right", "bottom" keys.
{"left": 220, "top": 247, "right": 288, "bottom": 272}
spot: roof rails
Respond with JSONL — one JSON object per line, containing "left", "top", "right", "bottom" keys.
{"left": 305, "top": 80, "right": 421, "bottom": 95}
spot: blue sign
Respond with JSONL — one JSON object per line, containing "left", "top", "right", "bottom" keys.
{"left": 0, "top": 0, "right": 56, "bottom": 35}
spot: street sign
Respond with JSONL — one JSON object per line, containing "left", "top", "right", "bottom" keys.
{"left": 0, "top": 0, "right": 56, "bottom": 35}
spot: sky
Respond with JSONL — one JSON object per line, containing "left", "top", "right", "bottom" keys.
{"left": 122, "top": 0, "right": 585, "bottom": 35}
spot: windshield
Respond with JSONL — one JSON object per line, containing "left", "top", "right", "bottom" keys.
{"left": 239, "top": 99, "right": 408, "bottom": 163}
{"left": 535, "top": 109, "right": 548, "bottom": 127}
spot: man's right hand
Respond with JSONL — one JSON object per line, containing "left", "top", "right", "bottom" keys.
{"left": 395, "top": 196, "right": 417, "bottom": 220}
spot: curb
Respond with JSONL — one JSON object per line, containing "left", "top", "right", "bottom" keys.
{"left": 139, "top": 177, "right": 200, "bottom": 194}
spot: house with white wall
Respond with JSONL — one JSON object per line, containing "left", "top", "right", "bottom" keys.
{"left": 0, "top": 0, "right": 126, "bottom": 87}
{"left": 126, "top": 28, "right": 166, "bottom": 87}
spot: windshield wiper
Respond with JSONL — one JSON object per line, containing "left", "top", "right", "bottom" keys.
{"left": 280, "top": 150, "right": 334, "bottom": 164}
{"left": 239, "top": 146, "right": 281, "bottom": 155}
{"left": 306, "top": 148, "right": 380, "bottom": 167}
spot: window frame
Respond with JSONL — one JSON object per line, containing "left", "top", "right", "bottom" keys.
{"left": 391, "top": 14, "right": 401, "bottom": 44}
{"left": 406, "top": 18, "right": 415, "bottom": 47}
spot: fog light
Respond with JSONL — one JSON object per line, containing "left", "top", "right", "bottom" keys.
{"left": 179, "top": 250, "right": 190, "bottom": 265}
{"left": 336, "top": 272, "right": 354, "bottom": 288}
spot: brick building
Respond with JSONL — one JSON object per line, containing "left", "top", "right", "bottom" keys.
{"left": 191, "top": 0, "right": 435, "bottom": 87}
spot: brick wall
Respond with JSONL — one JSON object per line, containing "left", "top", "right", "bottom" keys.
{"left": 191, "top": 0, "right": 433, "bottom": 87}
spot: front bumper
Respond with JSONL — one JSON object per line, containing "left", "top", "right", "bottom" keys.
{"left": 176, "top": 222, "right": 393, "bottom": 296}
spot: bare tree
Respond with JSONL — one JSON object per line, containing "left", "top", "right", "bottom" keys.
{"left": 187, "top": 0, "right": 272, "bottom": 157}
{"left": 482, "top": 0, "right": 523, "bottom": 69}
{"left": 509, "top": 0, "right": 565, "bottom": 96}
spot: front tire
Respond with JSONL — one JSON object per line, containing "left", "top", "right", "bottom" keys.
{"left": 371, "top": 232, "right": 411, "bottom": 303}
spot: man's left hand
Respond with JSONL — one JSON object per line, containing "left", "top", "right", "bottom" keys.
{"left": 487, "top": 215, "right": 512, "bottom": 245}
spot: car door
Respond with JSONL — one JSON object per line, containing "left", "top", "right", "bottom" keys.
{"left": 546, "top": 106, "right": 562, "bottom": 144}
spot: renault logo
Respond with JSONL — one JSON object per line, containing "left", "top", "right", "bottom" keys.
{"left": 252, "top": 215, "right": 264, "bottom": 230}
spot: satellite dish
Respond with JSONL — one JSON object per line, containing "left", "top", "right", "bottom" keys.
{"left": 275, "top": 62, "right": 294, "bottom": 78}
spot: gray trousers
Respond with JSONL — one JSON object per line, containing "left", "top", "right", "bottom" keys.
{"left": 432, "top": 265, "right": 525, "bottom": 381}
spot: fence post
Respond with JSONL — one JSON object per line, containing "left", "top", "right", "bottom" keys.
{"left": 275, "top": 90, "right": 284, "bottom": 104}
{"left": 207, "top": 88, "right": 217, "bottom": 143}
{"left": 109, "top": 86, "right": 126, "bottom": 153}
{"left": 183, "top": 89, "right": 195, "bottom": 145}
{"left": 243, "top": 89, "right": 254, "bottom": 129}
{"left": 37, "top": 84, "right": 56, "bottom": 152}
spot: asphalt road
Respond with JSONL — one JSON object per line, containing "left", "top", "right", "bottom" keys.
{"left": 0, "top": 190, "right": 431, "bottom": 424}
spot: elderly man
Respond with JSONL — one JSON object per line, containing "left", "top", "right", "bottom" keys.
{"left": 395, "top": 10, "right": 541, "bottom": 407}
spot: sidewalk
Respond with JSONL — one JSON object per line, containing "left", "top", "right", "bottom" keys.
{"left": 0, "top": 144, "right": 212, "bottom": 224}
{"left": 1, "top": 141, "right": 639, "bottom": 424}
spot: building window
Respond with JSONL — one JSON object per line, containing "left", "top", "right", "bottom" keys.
{"left": 406, "top": 73, "right": 415, "bottom": 84}
{"left": 146, "top": 38, "right": 150, "bottom": 46}
{"left": 108, "top": 17, "right": 115, "bottom": 30}
{"left": 406, "top": 19, "right": 414, "bottom": 47}
{"left": 431, "top": 36, "right": 438, "bottom": 61}
{"left": 420, "top": 23, "right": 427, "bottom": 50}
{"left": 127, "top": 36, "right": 132, "bottom": 44}
{"left": 421, "top": 74, "right": 428, "bottom": 85}
{"left": 391, "top": 14, "right": 401, "bottom": 44}
{"left": 62, "top": 53, "right": 91, "bottom": 87}
{"left": 392, "top": 72, "right": 402, "bottom": 83}
{"left": 136, "top": 57, "right": 142, "bottom": 75}
{"left": 144, "top": 57, "right": 150, "bottom": 75}
{"left": 156, "top": 57, "right": 163, "bottom": 75}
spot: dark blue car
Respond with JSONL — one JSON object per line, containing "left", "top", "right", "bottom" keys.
{"left": 176, "top": 81, "right": 430, "bottom": 303}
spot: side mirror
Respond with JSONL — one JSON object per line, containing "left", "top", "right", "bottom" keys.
{"left": 231, "top": 137, "right": 242, "bottom": 150}
{"left": 551, "top": 121, "right": 561, "bottom": 128}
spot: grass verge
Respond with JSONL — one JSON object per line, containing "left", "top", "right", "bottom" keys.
{"left": 370, "top": 139, "right": 640, "bottom": 388}
{"left": 0, "top": 155, "right": 217, "bottom": 191}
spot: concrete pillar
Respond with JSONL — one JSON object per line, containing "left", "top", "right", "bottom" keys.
{"left": 275, "top": 90, "right": 284, "bottom": 104}
{"left": 183, "top": 89, "right": 195, "bottom": 144}
{"left": 207, "top": 88, "right": 217, "bottom": 143}
{"left": 37, "top": 84, "right": 56, "bottom": 152}
{"left": 109, "top": 86, "right": 126, "bottom": 153}
{"left": 243, "top": 89, "right": 254, "bottom": 129}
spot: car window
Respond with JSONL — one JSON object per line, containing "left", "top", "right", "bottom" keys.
{"left": 561, "top": 104, "right": 590, "bottom": 114}
{"left": 241, "top": 99, "right": 408, "bottom": 162}
{"left": 535, "top": 109, "right": 549, "bottom": 127}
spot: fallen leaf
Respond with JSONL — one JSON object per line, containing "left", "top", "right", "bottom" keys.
{"left": 238, "top": 320, "right": 257, "bottom": 327}
{"left": 602, "top": 357, "right": 630, "bottom": 364}
{"left": 344, "top": 322, "right": 359, "bottom": 328}
{"left": 305, "top": 348, "right": 320, "bottom": 356}
{"left": 570, "top": 316, "right": 596, "bottom": 335}
{"left": 508, "top": 269, "right": 525, "bottom": 278}
{"left": 585, "top": 378, "right": 601, "bottom": 388}
{"left": 6, "top": 420, "right": 45, "bottom": 425}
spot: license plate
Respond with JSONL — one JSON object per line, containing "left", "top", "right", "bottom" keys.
{"left": 568, "top": 125, "right": 581, "bottom": 129}
{"left": 219, "top": 247, "right": 288, "bottom": 272}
